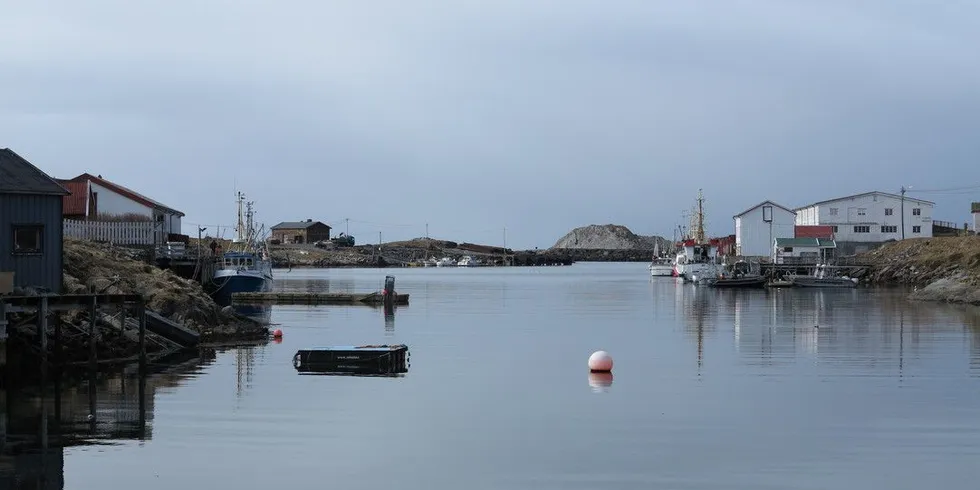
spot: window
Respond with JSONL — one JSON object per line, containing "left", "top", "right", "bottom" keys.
{"left": 832, "top": 226, "right": 839, "bottom": 233}
{"left": 829, "top": 207, "right": 839, "bottom": 216}
{"left": 913, "top": 208, "right": 921, "bottom": 216}
{"left": 12, "top": 225, "right": 43, "bottom": 254}
{"left": 885, "top": 208, "right": 893, "bottom": 216}
{"left": 857, "top": 208, "right": 867, "bottom": 216}
{"left": 854, "top": 226, "right": 870, "bottom": 233}
{"left": 783, "top": 247, "right": 794, "bottom": 252}
{"left": 913, "top": 226, "right": 921, "bottom": 233}
{"left": 881, "top": 225, "right": 897, "bottom": 233}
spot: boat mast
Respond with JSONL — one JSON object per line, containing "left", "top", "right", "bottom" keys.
{"left": 693, "top": 188, "right": 706, "bottom": 244}
{"left": 235, "top": 191, "right": 246, "bottom": 243}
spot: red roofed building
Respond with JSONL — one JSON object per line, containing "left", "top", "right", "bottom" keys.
{"left": 57, "top": 173, "right": 184, "bottom": 237}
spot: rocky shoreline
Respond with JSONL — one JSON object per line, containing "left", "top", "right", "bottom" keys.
{"left": 62, "top": 238, "right": 270, "bottom": 343}
{"left": 862, "top": 236, "right": 980, "bottom": 305}
{"left": 265, "top": 239, "right": 655, "bottom": 268}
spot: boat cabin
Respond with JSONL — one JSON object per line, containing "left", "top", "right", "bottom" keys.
{"left": 675, "top": 240, "right": 717, "bottom": 265}
{"left": 220, "top": 252, "right": 259, "bottom": 269}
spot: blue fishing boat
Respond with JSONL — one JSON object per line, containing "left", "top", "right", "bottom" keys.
{"left": 210, "top": 192, "right": 273, "bottom": 305}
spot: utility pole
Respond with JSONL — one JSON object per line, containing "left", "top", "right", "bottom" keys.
{"left": 426, "top": 223, "right": 429, "bottom": 240}
{"left": 345, "top": 218, "right": 349, "bottom": 236}
{"left": 502, "top": 226, "right": 507, "bottom": 266}
{"left": 900, "top": 186, "right": 906, "bottom": 240}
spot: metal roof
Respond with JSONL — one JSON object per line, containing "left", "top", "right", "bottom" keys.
{"left": 733, "top": 200, "right": 796, "bottom": 218}
{"left": 793, "top": 191, "right": 934, "bottom": 211}
{"left": 67, "top": 173, "right": 184, "bottom": 217}
{"left": 0, "top": 148, "right": 70, "bottom": 196}
{"left": 271, "top": 220, "right": 330, "bottom": 230}
{"left": 774, "top": 237, "right": 837, "bottom": 248}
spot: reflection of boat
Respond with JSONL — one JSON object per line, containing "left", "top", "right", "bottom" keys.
{"left": 210, "top": 192, "right": 273, "bottom": 305}
{"left": 708, "top": 260, "right": 766, "bottom": 288}
{"left": 233, "top": 304, "right": 273, "bottom": 325}
{"left": 787, "top": 264, "right": 859, "bottom": 288}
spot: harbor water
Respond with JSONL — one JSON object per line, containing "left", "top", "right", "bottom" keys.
{"left": 7, "top": 263, "right": 980, "bottom": 488}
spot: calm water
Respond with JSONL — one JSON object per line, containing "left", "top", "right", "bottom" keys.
{"left": 6, "top": 262, "right": 980, "bottom": 489}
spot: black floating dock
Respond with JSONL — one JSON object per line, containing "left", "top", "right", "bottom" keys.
{"left": 293, "top": 344, "right": 410, "bottom": 376}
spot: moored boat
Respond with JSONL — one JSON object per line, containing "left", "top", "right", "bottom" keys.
{"left": 787, "top": 264, "right": 859, "bottom": 288}
{"left": 209, "top": 192, "right": 273, "bottom": 305}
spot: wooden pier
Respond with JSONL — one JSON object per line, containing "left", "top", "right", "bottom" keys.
{"left": 231, "top": 291, "right": 409, "bottom": 305}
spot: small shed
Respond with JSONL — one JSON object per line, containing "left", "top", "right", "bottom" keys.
{"left": 773, "top": 237, "right": 837, "bottom": 265}
{"left": 0, "top": 148, "right": 71, "bottom": 293}
{"left": 270, "top": 219, "right": 332, "bottom": 244}
{"left": 733, "top": 200, "right": 796, "bottom": 257}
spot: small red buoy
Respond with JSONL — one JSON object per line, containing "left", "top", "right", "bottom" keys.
{"left": 273, "top": 328, "right": 283, "bottom": 339}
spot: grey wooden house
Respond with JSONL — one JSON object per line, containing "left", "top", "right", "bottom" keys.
{"left": 0, "top": 148, "right": 70, "bottom": 293}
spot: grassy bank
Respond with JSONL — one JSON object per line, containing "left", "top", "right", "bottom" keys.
{"left": 863, "top": 236, "right": 980, "bottom": 305}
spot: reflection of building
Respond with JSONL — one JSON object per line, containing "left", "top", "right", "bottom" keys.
{"left": 0, "top": 351, "right": 216, "bottom": 488}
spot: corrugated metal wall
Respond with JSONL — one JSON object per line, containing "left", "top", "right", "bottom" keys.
{"left": 0, "top": 193, "right": 64, "bottom": 292}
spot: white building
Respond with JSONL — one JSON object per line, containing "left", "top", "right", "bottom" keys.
{"left": 733, "top": 200, "right": 796, "bottom": 257}
{"left": 794, "top": 191, "right": 934, "bottom": 244}
{"left": 973, "top": 202, "right": 979, "bottom": 232}
{"left": 773, "top": 237, "right": 837, "bottom": 264}
{"left": 60, "top": 173, "right": 184, "bottom": 236}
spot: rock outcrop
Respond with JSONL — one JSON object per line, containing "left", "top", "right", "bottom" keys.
{"left": 551, "top": 224, "right": 670, "bottom": 251}
{"left": 862, "top": 236, "right": 980, "bottom": 305}
{"left": 62, "top": 238, "right": 266, "bottom": 338}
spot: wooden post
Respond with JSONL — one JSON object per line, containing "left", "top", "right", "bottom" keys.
{"left": 89, "top": 296, "right": 98, "bottom": 368}
{"left": 39, "top": 295, "right": 48, "bottom": 358}
{"left": 138, "top": 365, "right": 147, "bottom": 439}
{"left": 138, "top": 299, "right": 147, "bottom": 367}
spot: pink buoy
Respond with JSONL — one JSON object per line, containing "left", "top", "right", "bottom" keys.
{"left": 588, "top": 350, "right": 613, "bottom": 372}
{"left": 273, "top": 328, "right": 283, "bottom": 339}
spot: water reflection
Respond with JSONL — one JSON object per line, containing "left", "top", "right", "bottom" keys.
{"left": 679, "top": 286, "right": 980, "bottom": 379}
{"left": 587, "top": 371, "right": 613, "bottom": 393}
{"left": 0, "top": 351, "right": 215, "bottom": 488}
{"left": 233, "top": 304, "right": 273, "bottom": 325}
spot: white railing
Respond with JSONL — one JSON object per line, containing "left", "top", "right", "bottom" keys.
{"left": 64, "top": 219, "right": 160, "bottom": 245}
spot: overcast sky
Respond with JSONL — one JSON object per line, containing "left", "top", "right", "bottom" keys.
{"left": 2, "top": 1, "right": 978, "bottom": 249}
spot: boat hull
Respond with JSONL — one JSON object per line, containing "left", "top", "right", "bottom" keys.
{"left": 211, "top": 269, "right": 273, "bottom": 305}
{"left": 676, "top": 262, "right": 720, "bottom": 283}
{"left": 649, "top": 265, "right": 674, "bottom": 277}
{"left": 708, "top": 276, "right": 767, "bottom": 288}
{"left": 789, "top": 276, "right": 858, "bottom": 288}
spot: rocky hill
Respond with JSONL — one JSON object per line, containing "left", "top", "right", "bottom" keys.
{"left": 862, "top": 236, "right": 980, "bottom": 305}
{"left": 551, "top": 224, "right": 670, "bottom": 251}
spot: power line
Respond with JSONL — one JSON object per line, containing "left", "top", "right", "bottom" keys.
{"left": 905, "top": 184, "right": 980, "bottom": 194}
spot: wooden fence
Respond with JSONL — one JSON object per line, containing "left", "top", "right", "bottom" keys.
{"left": 64, "top": 219, "right": 160, "bottom": 245}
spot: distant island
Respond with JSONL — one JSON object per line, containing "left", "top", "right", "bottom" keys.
{"left": 232, "top": 223, "right": 669, "bottom": 268}
{"left": 551, "top": 224, "right": 671, "bottom": 251}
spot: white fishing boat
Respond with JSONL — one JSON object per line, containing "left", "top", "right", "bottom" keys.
{"left": 674, "top": 189, "right": 721, "bottom": 283}
{"left": 457, "top": 255, "right": 480, "bottom": 267}
{"left": 435, "top": 257, "right": 456, "bottom": 267}
{"left": 648, "top": 243, "right": 674, "bottom": 277}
